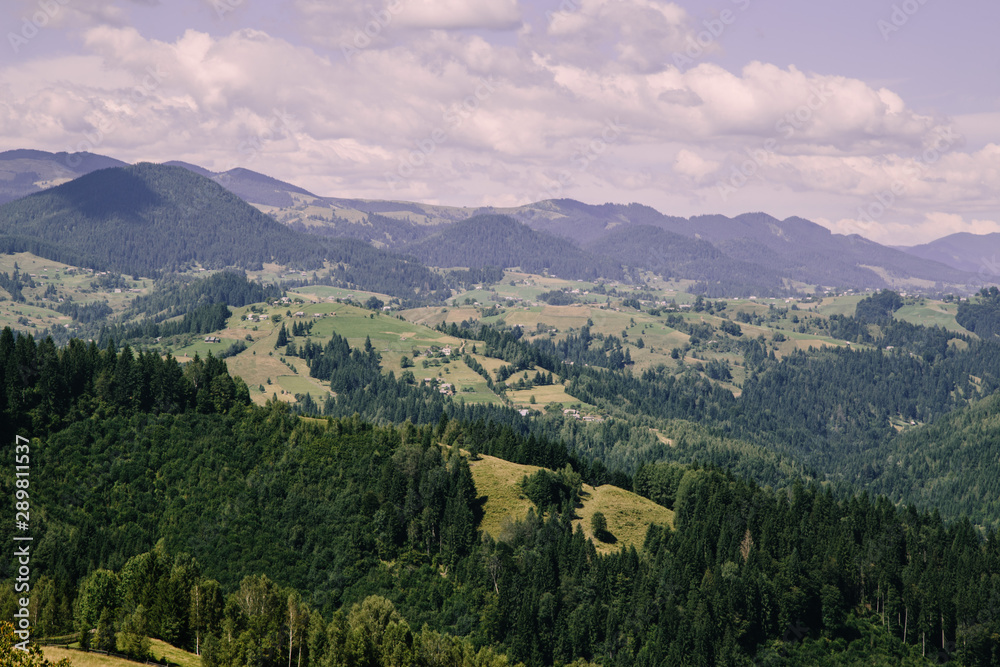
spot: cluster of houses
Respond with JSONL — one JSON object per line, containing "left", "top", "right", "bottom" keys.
{"left": 563, "top": 408, "right": 604, "bottom": 423}
{"left": 420, "top": 378, "right": 454, "bottom": 395}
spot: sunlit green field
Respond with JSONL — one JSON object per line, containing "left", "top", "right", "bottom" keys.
{"left": 895, "top": 302, "right": 969, "bottom": 333}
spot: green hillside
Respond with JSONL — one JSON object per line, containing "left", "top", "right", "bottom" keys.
{"left": 468, "top": 453, "right": 674, "bottom": 554}
{"left": 401, "top": 214, "right": 625, "bottom": 280}
{"left": 862, "top": 391, "right": 1000, "bottom": 528}
{"left": 0, "top": 164, "right": 447, "bottom": 300}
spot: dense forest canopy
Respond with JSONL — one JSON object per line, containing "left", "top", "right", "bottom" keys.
{"left": 433, "top": 312, "right": 1000, "bottom": 529}
{"left": 2, "top": 267, "right": 1000, "bottom": 666}
{"left": 1, "top": 150, "right": 998, "bottom": 666}
{"left": 957, "top": 287, "right": 1000, "bottom": 338}
{"left": 1, "top": 326, "right": 999, "bottom": 667}
{"left": 401, "top": 214, "right": 627, "bottom": 281}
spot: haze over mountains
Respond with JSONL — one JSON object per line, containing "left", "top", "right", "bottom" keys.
{"left": 0, "top": 149, "right": 991, "bottom": 294}
{"left": 4, "top": 150, "right": 1000, "bottom": 666}
{"left": 903, "top": 233, "right": 1000, "bottom": 277}
{"left": 0, "top": 160, "right": 448, "bottom": 301}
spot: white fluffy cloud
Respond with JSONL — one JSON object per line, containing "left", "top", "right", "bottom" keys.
{"left": 0, "top": 1, "right": 996, "bottom": 243}
{"left": 827, "top": 212, "right": 1000, "bottom": 247}
{"left": 542, "top": 0, "right": 693, "bottom": 73}
{"left": 674, "top": 148, "right": 718, "bottom": 180}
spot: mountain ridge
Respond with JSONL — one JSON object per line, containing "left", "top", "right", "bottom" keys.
{"left": 0, "top": 149, "right": 985, "bottom": 293}
{"left": 900, "top": 231, "right": 1000, "bottom": 277}
{"left": 0, "top": 162, "right": 448, "bottom": 299}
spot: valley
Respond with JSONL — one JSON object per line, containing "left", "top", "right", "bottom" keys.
{"left": 1, "top": 152, "right": 999, "bottom": 667}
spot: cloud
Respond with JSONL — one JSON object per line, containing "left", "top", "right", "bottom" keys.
{"left": 292, "top": 0, "right": 521, "bottom": 54}
{"left": 674, "top": 148, "right": 718, "bottom": 180}
{"left": 0, "top": 13, "right": 996, "bottom": 244}
{"left": 542, "top": 0, "right": 693, "bottom": 73}
{"left": 395, "top": 0, "right": 522, "bottom": 30}
{"left": 3, "top": 0, "right": 135, "bottom": 30}
{"left": 826, "top": 212, "right": 1000, "bottom": 247}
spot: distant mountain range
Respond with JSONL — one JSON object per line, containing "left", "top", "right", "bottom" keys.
{"left": 0, "top": 149, "right": 128, "bottom": 204}
{"left": 0, "top": 160, "right": 448, "bottom": 300}
{"left": 0, "top": 149, "right": 989, "bottom": 294}
{"left": 400, "top": 214, "right": 627, "bottom": 282}
{"left": 901, "top": 233, "right": 1000, "bottom": 277}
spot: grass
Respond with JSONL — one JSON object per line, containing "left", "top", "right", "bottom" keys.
{"left": 468, "top": 454, "right": 541, "bottom": 539}
{"left": 289, "top": 284, "right": 392, "bottom": 305}
{"left": 277, "top": 374, "right": 329, "bottom": 397}
{"left": 502, "top": 305, "right": 594, "bottom": 331}
{"left": 468, "top": 454, "right": 674, "bottom": 555}
{"left": 0, "top": 252, "right": 150, "bottom": 335}
{"left": 148, "top": 639, "right": 201, "bottom": 667}
{"left": 895, "top": 302, "right": 969, "bottom": 333}
{"left": 401, "top": 306, "right": 486, "bottom": 328}
{"left": 814, "top": 294, "right": 866, "bottom": 317}
{"left": 165, "top": 302, "right": 505, "bottom": 409}
{"left": 41, "top": 637, "right": 200, "bottom": 667}
{"left": 507, "top": 383, "right": 591, "bottom": 410}
{"left": 574, "top": 485, "right": 674, "bottom": 555}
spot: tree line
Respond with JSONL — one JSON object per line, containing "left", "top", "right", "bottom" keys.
{"left": 2, "top": 326, "right": 999, "bottom": 664}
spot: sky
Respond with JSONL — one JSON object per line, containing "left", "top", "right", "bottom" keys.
{"left": 0, "top": 0, "right": 997, "bottom": 246}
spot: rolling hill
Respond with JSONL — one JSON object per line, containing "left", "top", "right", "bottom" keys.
{"left": 900, "top": 231, "right": 1000, "bottom": 276}
{"left": 468, "top": 452, "right": 674, "bottom": 555}
{"left": 0, "top": 149, "right": 984, "bottom": 294}
{"left": 584, "top": 224, "right": 788, "bottom": 296}
{"left": 400, "top": 213, "right": 627, "bottom": 280}
{"left": 0, "top": 148, "right": 128, "bottom": 204}
{"left": 861, "top": 391, "right": 1000, "bottom": 528}
{"left": 0, "top": 163, "right": 447, "bottom": 299}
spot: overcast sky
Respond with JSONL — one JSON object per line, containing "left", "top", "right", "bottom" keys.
{"left": 1, "top": 0, "right": 997, "bottom": 245}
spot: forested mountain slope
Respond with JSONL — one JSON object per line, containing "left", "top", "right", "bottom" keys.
{"left": 584, "top": 224, "right": 788, "bottom": 296}
{"left": 0, "top": 149, "right": 128, "bottom": 204}
{"left": 901, "top": 231, "right": 1000, "bottom": 275}
{"left": 0, "top": 163, "right": 447, "bottom": 300}
{"left": 0, "top": 150, "right": 981, "bottom": 293}
{"left": 859, "top": 391, "right": 1000, "bottom": 524}
{"left": 401, "top": 214, "right": 626, "bottom": 280}
{"left": 1, "top": 327, "right": 998, "bottom": 666}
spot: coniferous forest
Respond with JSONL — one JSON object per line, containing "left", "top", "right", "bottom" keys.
{"left": 1, "top": 169, "right": 1000, "bottom": 664}
{"left": 2, "top": 323, "right": 1000, "bottom": 666}
{"left": 1, "top": 1, "right": 998, "bottom": 660}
